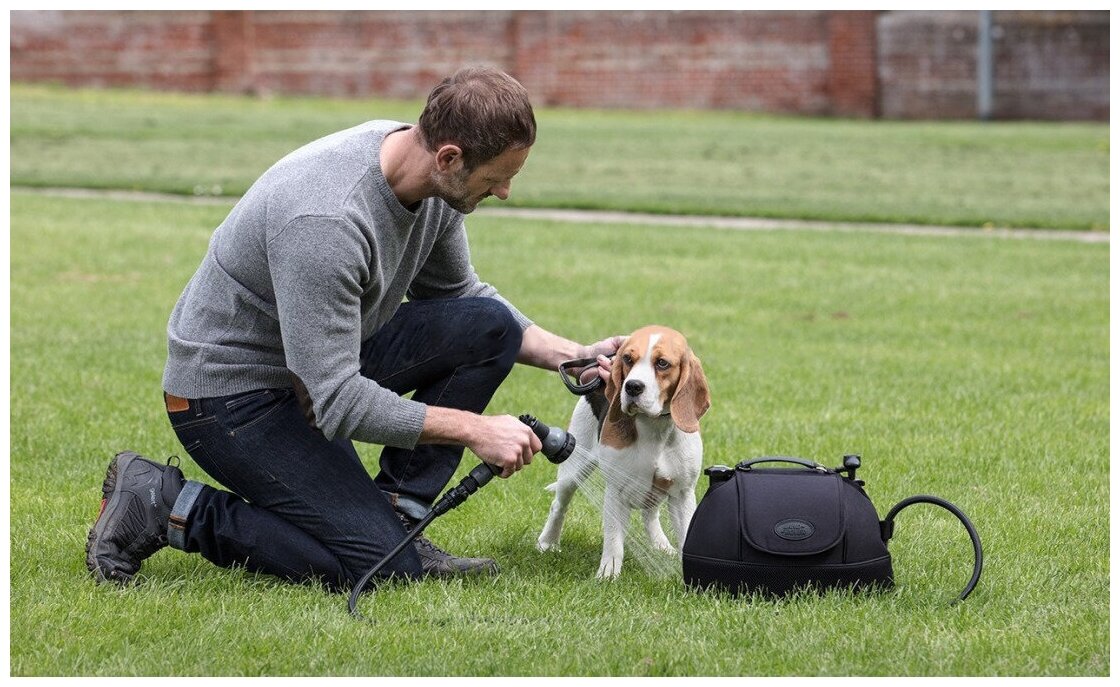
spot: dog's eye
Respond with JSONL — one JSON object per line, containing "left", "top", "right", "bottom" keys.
{"left": 622, "top": 354, "right": 633, "bottom": 366}
{"left": 656, "top": 358, "right": 671, "bottom": 370}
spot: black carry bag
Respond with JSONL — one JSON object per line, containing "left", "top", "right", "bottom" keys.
{"left": 682, "top": 456, "right": 983, "bottom": 603}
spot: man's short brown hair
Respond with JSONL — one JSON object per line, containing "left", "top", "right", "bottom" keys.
{"left": 417, "top": 65, "right": 536, "bottom": 170}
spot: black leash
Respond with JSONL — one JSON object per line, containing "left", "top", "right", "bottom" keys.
{"left": 881, "top": 495, "right": 984, "bottom": 603}
{"left": 558, "top": 354, "right": 614, "bottom": 396}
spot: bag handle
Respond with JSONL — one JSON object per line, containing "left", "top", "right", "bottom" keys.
{"left": 882, "top": 495, "right": 984, "bottom": 604}
{"left": 736, "top": 457, "right": 830, "bottom": 472}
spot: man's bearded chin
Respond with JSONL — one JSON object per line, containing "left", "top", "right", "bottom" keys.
{"left": 431, "top": 169, "right": 482, "bottom": 214}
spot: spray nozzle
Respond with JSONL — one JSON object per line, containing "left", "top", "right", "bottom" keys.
{"left": 518, "top": 414, "right": 576, "bottom": 464}
{"left": 429, "top": 415, "right": 572, "bottom": 517}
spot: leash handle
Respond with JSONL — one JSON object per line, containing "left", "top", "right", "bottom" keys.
{"left": 558, "top": 354, "right": 614, "bottom": 396}
{"left": 882, "top": 495, "right": 983, "bottom": 604}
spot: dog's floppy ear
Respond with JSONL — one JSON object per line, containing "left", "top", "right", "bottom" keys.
{"left": 601, "top": 350, "right": 636, "bottom": 448}
{"left": 604, "top": 353, "right": 625, "bottom": 424}
{"left": 670, "top": 350, "right": 711, "bottom": 433}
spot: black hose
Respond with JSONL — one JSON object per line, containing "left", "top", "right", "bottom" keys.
{"left": 347, "top": 508, "right": 438, "bottom": 619}
{"left": 883, "top": 494, "right": 983, "bottom": 603}
{"left": 347, "top": 461, "right": 500, "bottom": 619}
{"left": 346, "top": 415, "right": 572, "bottom": 619}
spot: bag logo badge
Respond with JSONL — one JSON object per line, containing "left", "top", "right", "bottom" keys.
{"left": 774, "top": 518, "right": 815, "bottom": 541}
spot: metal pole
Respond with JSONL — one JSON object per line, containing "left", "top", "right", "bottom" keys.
{"left": 977, "top": 10, "right": 994, "bottom": 121}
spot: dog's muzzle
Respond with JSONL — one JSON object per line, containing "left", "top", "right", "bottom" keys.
{"left": 622, "top": 381, "right": 665, "bottom": 418}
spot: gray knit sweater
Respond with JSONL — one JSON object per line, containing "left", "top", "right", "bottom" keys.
{"left": 163, "top": 120, "right": 532, "bottom": 449}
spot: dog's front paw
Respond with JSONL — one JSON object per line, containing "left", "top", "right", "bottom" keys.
{"left": 536, "top": 534, "right": 561, "bottom": 552}
{"left": 537, "top": 518, "right": 563, "bottom": 552}
{"left": 596, "top": 554, "right": 623, "bottom": 580}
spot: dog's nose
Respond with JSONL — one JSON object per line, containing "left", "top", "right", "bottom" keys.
{"left": 624, "top": 380, "right": 645, "bottom": 397}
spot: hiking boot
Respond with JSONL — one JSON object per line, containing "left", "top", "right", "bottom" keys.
{"left": 86, "top": 451, "right": 185, "bottom": 585}
{"left": 396, "top": 510, "right": 499, "bottom": 578}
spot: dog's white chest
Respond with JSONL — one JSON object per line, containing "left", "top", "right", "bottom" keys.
{"left": 598, "top": 421, "right": 702, "bottom": 509}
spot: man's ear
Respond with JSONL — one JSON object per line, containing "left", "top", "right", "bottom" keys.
{"left": 434, "top": 144, "right": 464, "bottom": 173}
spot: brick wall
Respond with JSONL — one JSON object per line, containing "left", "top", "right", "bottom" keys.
{"left": 8, "top": 9, "right": 877, "bottom": 117}
{"left": 509, "top": 11, "right": 854, "bottom": 115}
{"left": 248, "top": 11, "right": 515, "bottom": 99}
{"left": 991, "top": 10, "right": 1109, "bottom": 120}
{"left": 878, "top": 10, "right": 1109, "bottom": 120}
{"left": 10, "top": 10, "right": 216, "bottom": 91}
{"left": 827, "top": 12, "right": 880, "bottom": 118}
{"left": 9, "top": 10, "right": 1108, "bottom": 120}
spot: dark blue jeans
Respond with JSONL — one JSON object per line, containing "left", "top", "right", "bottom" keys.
{"left": 165, "top": 297, "right": 523, "bottom": 591}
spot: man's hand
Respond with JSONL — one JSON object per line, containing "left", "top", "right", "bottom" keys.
{"left": 518, "top": 326, "right": 625, "bottom": 380}
{"left": 420, "top": 330, "right": 622, "bottom": 476}
{"left": 575, "top": 335, "right": 626, "bottom": 384}
{"left": 421, "top": 407, "right": 541, "bottom": 479}
{"left": 467, "top": 414, "right": 542, "bottom": 478}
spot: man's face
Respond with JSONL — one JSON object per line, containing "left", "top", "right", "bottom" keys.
{"left": 432, "top": 145, "right": 531, "bottom": 214}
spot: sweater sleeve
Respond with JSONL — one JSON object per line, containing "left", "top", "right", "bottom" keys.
{"left": 268, "top": 215, "right": 427, "bottom": 447}
{"left": 408, "top": 215, "right": 533, "bottom": 330}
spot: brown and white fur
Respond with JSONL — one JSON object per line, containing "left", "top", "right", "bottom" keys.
{"left": 537, "top": 325, "right": 711, "bottom": 579}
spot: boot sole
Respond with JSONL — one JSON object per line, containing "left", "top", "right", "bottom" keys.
{"left": 85, "top": 451, "right": 141, "bottom": 584}
{"left": 418, "top": 555, "right": 500, "bottom": 578}
{"left": 423, "top": 564, "right": 500, "bottom": 579}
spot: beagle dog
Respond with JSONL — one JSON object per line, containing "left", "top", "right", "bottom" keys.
{"left": 538, "top": 325, "right": 711, "bottom": 579}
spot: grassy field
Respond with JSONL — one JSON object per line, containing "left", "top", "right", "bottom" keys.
{"left": 8, "top": 187, "right": 1108, "bottom": 676}
{"left": 9, "top": 84, "right": 1110, "bottom": 230}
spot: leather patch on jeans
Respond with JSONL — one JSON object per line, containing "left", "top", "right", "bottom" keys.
{"left": 164, "top": 393, "right": 190, "bottom": 413}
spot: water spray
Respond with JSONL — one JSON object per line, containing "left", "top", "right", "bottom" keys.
{"left": 348, "top": 413, "right": 574, "bottom": 618}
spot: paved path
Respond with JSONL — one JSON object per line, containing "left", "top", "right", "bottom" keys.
{"left": 14, "top": 186, "right": 1109, "bottom": 244}
{"left": 478, "top": 207, "right": 1109, "bottom": 243}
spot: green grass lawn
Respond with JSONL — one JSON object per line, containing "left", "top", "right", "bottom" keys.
{"left": 9, "top": 191, "right": 1108, "bottom": 676}
{"left": 9, "top": 84, "right": 1110, "bottom": 230}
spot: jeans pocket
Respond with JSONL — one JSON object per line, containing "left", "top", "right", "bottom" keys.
{"left": 167, "top": 405, "right": 216, "bottom": 432}
{"left": 222, "top": 388, "right": 290, "bottom": 433}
